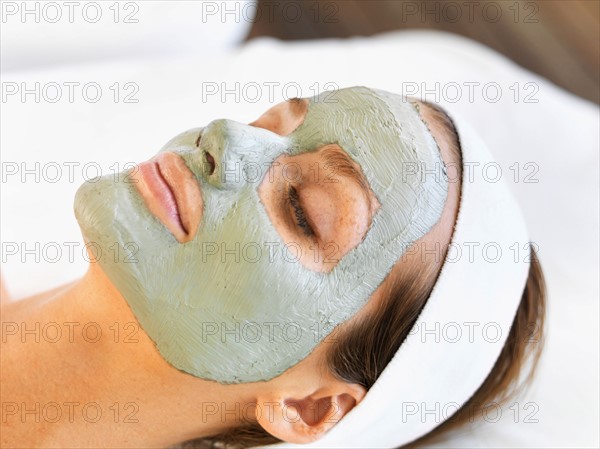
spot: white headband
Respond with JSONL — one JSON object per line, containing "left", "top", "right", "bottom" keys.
{"left": 271, "top": 107, "right": 530, "bottom": 448}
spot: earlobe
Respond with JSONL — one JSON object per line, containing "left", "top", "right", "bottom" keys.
{"left": 255, "top": 383, "right": 366, "bottom": 444}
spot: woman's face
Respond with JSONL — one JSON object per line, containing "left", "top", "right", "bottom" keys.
{"left": 74, "top": 87, "right": 448, "bottom": 383}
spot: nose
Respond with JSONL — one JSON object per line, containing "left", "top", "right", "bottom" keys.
{"left": 198, "top": 119, "right": 289, "bottom": 190}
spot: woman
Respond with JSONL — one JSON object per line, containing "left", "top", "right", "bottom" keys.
{"left": 0, "top": 87, "right": 545, "bottom": 448}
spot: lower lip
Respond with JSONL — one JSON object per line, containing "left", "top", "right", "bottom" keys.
{"left": 131, "top": 153, "right": 202, "bottom": 243}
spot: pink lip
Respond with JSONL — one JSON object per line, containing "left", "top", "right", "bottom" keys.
{"left": 131, "top": 152, "right": 203, "bottom": 243}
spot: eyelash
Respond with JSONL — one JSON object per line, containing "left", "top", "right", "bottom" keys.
{"left": 287, "top": 185, "right": 315, "bottom": 237}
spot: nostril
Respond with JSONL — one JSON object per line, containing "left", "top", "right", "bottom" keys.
{"left": 203, "top": 150, "right": 216, "bottom": 176}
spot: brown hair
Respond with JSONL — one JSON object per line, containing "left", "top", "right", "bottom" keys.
{"left": 181, "top": 103, "right": 547, "bottom": 449}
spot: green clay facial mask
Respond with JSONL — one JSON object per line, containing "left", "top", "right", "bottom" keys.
{"left": 74, "top": 87, "right": 448, "bottom": 383}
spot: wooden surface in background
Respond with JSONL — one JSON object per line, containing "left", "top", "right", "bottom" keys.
{"left": 247, "top": 0, "right": 600, "bottom": 104}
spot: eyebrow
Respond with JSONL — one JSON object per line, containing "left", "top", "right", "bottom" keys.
{"left": 251, "top": 102, "right": 375, "bottom": 212}
{"left": 320, "top": 145, "right": 374, "bottom": 213}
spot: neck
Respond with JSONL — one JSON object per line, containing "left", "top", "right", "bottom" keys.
{"left": 1, "top": 263, "right": 254, "bottom": 448}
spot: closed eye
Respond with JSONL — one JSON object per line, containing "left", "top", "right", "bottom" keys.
{"left": 287, "top": 184, "right": 315, "bottom": 238}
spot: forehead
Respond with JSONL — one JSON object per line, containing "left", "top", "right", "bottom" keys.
{"left": 276, "top": 87, "right": 448, "bottom": 331}
{"left": 301, "top": 87, "right": 410, "bottom": 128}
{"left": 286, "top": 87, "right": 439, "bottom": 199}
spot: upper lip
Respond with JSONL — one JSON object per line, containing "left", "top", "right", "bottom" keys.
{"left": 131, "top": 152, "right": 203, "bottom": 243}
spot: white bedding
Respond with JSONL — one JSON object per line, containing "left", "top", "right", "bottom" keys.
{"left": 1, "top": 30, "right": 598, "bottom": 448}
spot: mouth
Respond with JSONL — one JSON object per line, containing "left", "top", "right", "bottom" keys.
{"left": 131, "top": 152, "right": 203, "bottom": 243}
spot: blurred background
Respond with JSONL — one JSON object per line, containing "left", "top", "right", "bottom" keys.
{"left": 2, "top": 0, "right": 598, "bottom": 103}
{"left": 248, "top": 0, "right": 600, "bottom": 104}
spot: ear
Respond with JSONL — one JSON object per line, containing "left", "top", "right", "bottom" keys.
{"left": 255, "top": 381, "right": 366, "bottom": 444}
